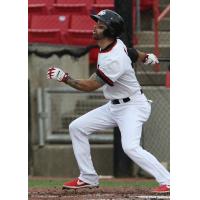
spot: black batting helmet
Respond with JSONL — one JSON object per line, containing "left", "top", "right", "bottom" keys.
{"left": 90, "top": 9, "right": 124, "bottom": 38}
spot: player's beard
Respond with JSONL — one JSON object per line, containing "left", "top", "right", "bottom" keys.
{"left": 92, "top": 31, "right": 105, "bottom": 40}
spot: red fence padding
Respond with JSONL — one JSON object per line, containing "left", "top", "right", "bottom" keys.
{"left": 31, "top": 15, "right": 69, "bottom": 31}
{"left": 28, "top": 0, "right": 154, "bottom": 46}
{"left": 89, "top": 47, "right": 99, "bottom": 64}
{"left": 28, "top": 0, "right": 55, "bottom": 14}
{"left": 29, "top": 15, "right": 70, "bottom": 44}
{"left": 28, "top": 0, "right": 55, "bottom": 6}
{"left": 66, "top": 14, "right": 96, "bottom": 45}
{"left": 70, "top": 14, "right": 95, "bottom": 29}
{"left": 95, "top": 0, "right": 114, "bottom": 3}
{"left": 28, "top": 14, "right": 32, "bottom": 28}
{"left": 29, "top": 4, "right": 49, "bottom": 15}
{"left": 55, "top": 0, "right": 93, "bottom": 6}
{"left": 92, "top": 0, "right": 114, "bottom": 13}
{"left": 52, "top": 0, "right": 94, "bottom": 14}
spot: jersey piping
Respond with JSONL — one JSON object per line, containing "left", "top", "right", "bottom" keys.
{"left": 99, "top": 40, "right": 117, "bottom": 53}
{"left": 96, "top": 65, "right": 114, "bottom": 86}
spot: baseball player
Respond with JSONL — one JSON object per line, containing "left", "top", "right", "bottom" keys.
{"left": 47, "top": 10, "right": 170, "bottom": 193}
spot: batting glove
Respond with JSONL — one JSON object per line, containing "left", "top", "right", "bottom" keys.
{"left": 47, "top": 66, "right": 69, "bottom": 82}
{"left": 143, "top": 53, "right": 159, "bottom": 65}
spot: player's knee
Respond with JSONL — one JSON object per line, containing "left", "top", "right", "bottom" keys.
{"left": 69, "top": 120, "right": 79, "bottom": 134}
{"left": 69, "top": 119, "right": 86, "bottom": 136}
{"left": 122, "top": 143, "right": 140, "bottom": 156}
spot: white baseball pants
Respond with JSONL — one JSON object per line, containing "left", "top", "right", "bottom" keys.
{"left": 69, "top": 94, "right": 170, "bottom": 186}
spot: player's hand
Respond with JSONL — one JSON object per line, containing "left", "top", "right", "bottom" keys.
{"left": 143, "top": 54, "right": 159, "bottom": 65}
{"left": 47, "top": 66, "right": 69, "bottom": 82}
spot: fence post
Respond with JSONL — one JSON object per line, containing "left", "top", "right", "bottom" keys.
{"left": 37, "top": 88, "right": 45, "bottom": 146}
{"left": 28, "top": 80, "right": 32, "bottom": 175}
{"left": 115, "top": 0, "right": 133, "bottom": 47}
{"left": 114, "top": 0, "right": 133, "bottom": 177}
{"left": 153, "top": 0, "right": 160, "bottom": 71}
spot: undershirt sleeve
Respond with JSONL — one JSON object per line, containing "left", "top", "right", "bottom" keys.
{"left": 96, "top": 69, "right": 114, "bottom": 86}
{"left": 127, "top": 47, "right": 139, "bottom": 63}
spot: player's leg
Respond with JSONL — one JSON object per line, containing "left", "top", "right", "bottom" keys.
{"left": 67, "top": 102, "right": 116, "bottom": 186}
{"left": 115, "top": 101, "right": 170, "bottom": 186}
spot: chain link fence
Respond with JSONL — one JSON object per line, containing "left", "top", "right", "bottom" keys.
{"left": 38, "top": 88, "right": 113, "bottom": 145}
{"left": 37, "top": 85, "right": 170, "bottom": 171}
{"left": 142, "top": 86, "right": 170, "bottom": 173}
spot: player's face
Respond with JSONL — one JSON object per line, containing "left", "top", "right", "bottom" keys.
{"left": 92, "top": 20, "right": 107, "bottom": 40}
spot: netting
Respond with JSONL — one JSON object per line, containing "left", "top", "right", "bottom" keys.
{"left": 41, "top": 86, "right": 170, "bottom": 169}
{"left": 142, "top": 87, "right": 170, "bottom": 171}
{"left": 42, "top": 90, "right": 113, "bottom": 144}
{"left": 50, "top": 92, "right": 108, "bottom": 134}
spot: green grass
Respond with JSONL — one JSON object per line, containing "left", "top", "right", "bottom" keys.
{"left": 28, "top": 179, "right": 158, "bottom": 189}
{"left": 29, "top": 179, "right": 65, "bottom": 188}
{"left": 100, "top": 181, "right": 157, "bottom": 188}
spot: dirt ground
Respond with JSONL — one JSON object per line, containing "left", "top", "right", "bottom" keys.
{"left": 28, "top": 178, "right": 170, "bottom": 200}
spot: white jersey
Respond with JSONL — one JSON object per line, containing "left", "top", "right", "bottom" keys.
{"left": 69, "top": 42, "right": 170, "bottom": 188}
{"left": 96, "top": 39, "right": 141, "bottom": 100}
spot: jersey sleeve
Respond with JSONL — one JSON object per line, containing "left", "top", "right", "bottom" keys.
{"left": 96, "top": 60, "right": 124, "bottom": 86}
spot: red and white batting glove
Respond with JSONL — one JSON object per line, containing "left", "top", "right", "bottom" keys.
{"left": 47, "top": 66, "right": 69, "bottom": 82}
{"left": 143, "top": 53, "right": 159, "bottom": 65}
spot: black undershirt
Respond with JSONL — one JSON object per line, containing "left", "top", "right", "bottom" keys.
{"left": 127, "top": 47, "right": 139, "bottom": 63}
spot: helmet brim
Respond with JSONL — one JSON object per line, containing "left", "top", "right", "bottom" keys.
{"left": 90, "top": 14, "right": 98, "bottom": 22}
{"left": 90, "top": 14, "right": 106, "bottom": 24}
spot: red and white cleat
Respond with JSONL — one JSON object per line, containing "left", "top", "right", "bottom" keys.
{"left": 62, "top": 178, "right": 99, "bottom": 190}
{"left": 152, "top": 184, "right": 170, "bottom": 193}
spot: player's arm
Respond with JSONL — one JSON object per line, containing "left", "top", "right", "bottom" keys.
{"left": 67, "top": 73, "right": 105, "bottom": 91}
{"left": 127, "top": 48, "right": 159, "bottom": 65}
{"left": 136, "top": 49, "right": 148, "bottom": 62}
{"left": 47, "top": 67, "right": 105, "bottom": 92}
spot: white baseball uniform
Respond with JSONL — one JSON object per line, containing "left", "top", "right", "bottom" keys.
{"left": 69, "top": 39, "right": 170, "bottom": 186}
